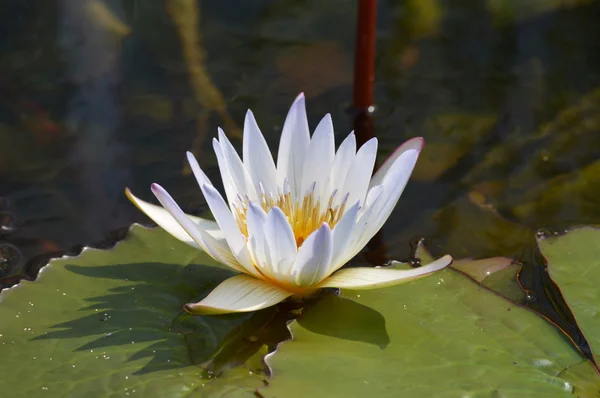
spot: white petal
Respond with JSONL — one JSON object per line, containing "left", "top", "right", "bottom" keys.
{"left": 213, "top": 139, "right": 242, "bottom": 210}
{"left": 186, "top": 151, "right": 213, "bottom": 188}
{"left": 291, "top": 223, "right": 333, "bottom": 286}
{"left": 277, "top": 93, "right": 310, "bottom": 201}
{"left": 355, "top": 139, "right": 422, "bottom": 249}
{"left": 184, "top": 274, "right": 293, "bottom": 315}
{"left": 200, "top": 183, "right": 262, "bottom": 278}
{"left": 145, "top": 185, "right": 243, "bottom": 272}
{"left": 369, "top": 137, "right": 424, "bottom": 189}
{"left": 335, "top": 185, "right": 384, "bottom": 266}
{"left": 328, "top": 202, "right": 360, "bottom": 275}
{"left": 245, "top": 202, "right": 269, "bottom": 271}
{"left": 263, "top": 206, "right": 298, "bottom": 281}
{"left": 218, "top": 129, "right": 258, "bottom": 202}
{"left": 243, "top": 110, "right": 277, "bottom": 196}
{"left": 343, "top": 137, "right": 378, "bottom": 210}
{"left": 364, "top": 184, "right": 383, "bottom": 209}
{"left": 325, "top": 132, "right": 356, "bottom": 206}
{"left": 127, "top": 188, "right": 205, "bottom": 249}
{"left": 318, "top": 255, "right": 452, "bottom": 290}
{"left": 301, "top": 114, "right": 335, "bottom": 204}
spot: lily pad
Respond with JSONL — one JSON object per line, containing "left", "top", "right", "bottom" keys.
{"left": 264, "top": 262, "right": 599, "bottom": 397}
{"left": 415, "top": 238, "right": 525, "bottom": 304}
{"left": 539, "top": 226, "right": 600, "bottom": 368}
{"left": 0, "top": 224, "right": 264, "bottom": 397}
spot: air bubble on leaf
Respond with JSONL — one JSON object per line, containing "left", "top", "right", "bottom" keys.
{"left": 562, "top": 381, "right": 574, "bottom": 392}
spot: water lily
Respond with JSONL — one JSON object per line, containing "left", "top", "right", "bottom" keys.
{"left": 126, "top": 94, "right": 452, "bottom": 315}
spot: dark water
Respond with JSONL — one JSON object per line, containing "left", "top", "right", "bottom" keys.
{"left": 1, "top": 0, "right": 599, "bottom": 288}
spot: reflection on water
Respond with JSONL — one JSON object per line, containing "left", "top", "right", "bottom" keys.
{"left": 60, "top": 0, "right": 129, "bottom": 244}
{"left": 1, "top": 0, "right": 600, "bottom": 289}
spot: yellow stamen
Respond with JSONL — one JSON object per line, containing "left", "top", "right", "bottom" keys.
{"left": 233, "top": 185, "right": 348, "bottom": 248}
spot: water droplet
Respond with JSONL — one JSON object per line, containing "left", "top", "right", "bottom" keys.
{"left": 525, "top": 293, "right": 537, "bottom": 304}
{"left": 533, "top": 358, "right": 553, "bottom": 367}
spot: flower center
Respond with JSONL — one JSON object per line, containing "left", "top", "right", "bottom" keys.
{"left": 233, "top": 183, "right": 349, "bottom": 248}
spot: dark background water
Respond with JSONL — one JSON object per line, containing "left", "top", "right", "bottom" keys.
{"left": 1, "top": 0, "right": 599, "bottom": 288}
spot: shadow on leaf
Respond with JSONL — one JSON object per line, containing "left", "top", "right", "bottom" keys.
{"left": 31, "top": 261, "right": 257, "bottom": 374}
{"left": 29, "top": 259, "right": 302, "bottom": 376}
{"left": 297, "top": 294, "right": 389, "bottom": 349}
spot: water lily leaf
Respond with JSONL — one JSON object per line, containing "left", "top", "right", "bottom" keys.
{"left": 539, "top": 226, "right": 600, "bottom": 369}
{"left": 414, "top": 239, "right": 525, "bottom": 303}
{"left": 559, "top": 360, "right": 600, "bottom": 398}
{"left": 264, "top": 263, "right": 599, "bottom": 397}
{"left": 0, "top": 224, "right": 263, "bottom": 397}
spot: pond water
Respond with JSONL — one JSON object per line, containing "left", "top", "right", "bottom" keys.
{"left": 0, "top": 0, "right": 599, "bottom": 295}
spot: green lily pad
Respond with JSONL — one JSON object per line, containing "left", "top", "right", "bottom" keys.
{"left": 539, "top": 226, "right": 600, "bottom": 368}
{"left": 415, "top": 239, "right": 526, "bottom": 303}
{"left": 0, "top": 224, "right": 264, "bottom": 397}
{"left": 264, "top": 262, "right": 599, "bottom": 397}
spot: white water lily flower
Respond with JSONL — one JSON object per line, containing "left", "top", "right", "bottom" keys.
{"left": 126, "top": 93, "right": 452, "bottom": 315}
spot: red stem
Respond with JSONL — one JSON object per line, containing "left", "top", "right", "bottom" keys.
{"left": 353, "top": 0, "right": 386, "bottom": 264}
{"left": 353, "top": 0, "right": 378, "bottom": 110}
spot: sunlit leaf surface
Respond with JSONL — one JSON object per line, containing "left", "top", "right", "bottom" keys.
{"left": 540, "top": 226, "right": 600, "bottom": 367}
{"left": 264, "top": 263, "right": 599, "bottom": 397}
{"left": 0, "top": 225, "right": 263, "bottom": 397}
